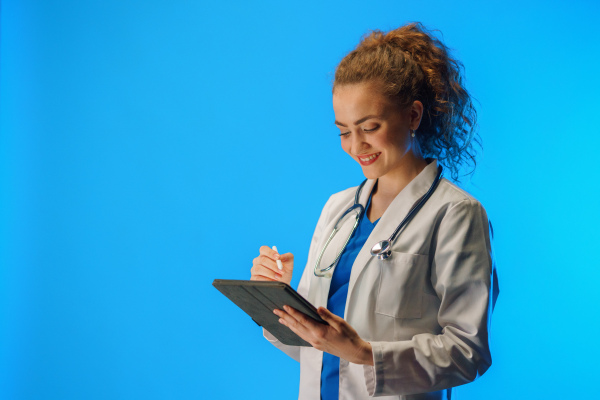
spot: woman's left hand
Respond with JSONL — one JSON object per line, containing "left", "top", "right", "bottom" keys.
{"left": 274, "top": 306, "right": 374, "bottom": 366}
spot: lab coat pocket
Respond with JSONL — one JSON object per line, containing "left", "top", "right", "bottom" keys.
{"left": 375, "top": 251, "right": 428, "bottom": 319}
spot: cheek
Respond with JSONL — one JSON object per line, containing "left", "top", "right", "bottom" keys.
{"left": 380, "top": 133, "right": 406, "bottom": 154}
{"left": 340, "top": 138, "right": 352, "bottom": 155}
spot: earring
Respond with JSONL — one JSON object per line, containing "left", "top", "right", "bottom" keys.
{"left": 410, "top": 129, "right": 416, "bottom": 138}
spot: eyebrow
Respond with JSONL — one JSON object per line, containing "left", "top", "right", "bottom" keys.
{"left": 334, "top": 115, "right": 381, "bottom": 127}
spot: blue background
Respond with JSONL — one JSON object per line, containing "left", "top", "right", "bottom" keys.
{"left": 2, "top": 0, "right": 599, "bottom": 398}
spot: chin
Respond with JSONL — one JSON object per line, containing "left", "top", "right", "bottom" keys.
{"left": 360, "top": 167, "right": 382, "bottom": 180}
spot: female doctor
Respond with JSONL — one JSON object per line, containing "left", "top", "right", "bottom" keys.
{"left": 250, "top": 22, "right": 498, "bottom": 400}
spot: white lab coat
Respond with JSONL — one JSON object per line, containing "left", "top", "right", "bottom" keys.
{"left": 264, "top": 160, "right": 498, "bottom": 400}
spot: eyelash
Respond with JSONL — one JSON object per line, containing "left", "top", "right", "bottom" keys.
{"left": 338, "top": 126, "right": 379, "bottom": 137}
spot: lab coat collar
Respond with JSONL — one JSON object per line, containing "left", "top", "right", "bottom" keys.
{"left": 307, "top": 178, "right": 377, "bottom": 309}
{"left": 357, "top": 159, "right": 439, "bottom": 215}
{"left": 356, "top": 178, "right": 377, "bottom": 209}
{"left": 345, "top": 159, "right": 440, "bottom": 318}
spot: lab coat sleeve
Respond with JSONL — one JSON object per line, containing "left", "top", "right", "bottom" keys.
{"left": 263, "top": 194, "right": 334, "bottom": 361}
{"left": 364, "top": 198, "right": 498, "bottom": 396}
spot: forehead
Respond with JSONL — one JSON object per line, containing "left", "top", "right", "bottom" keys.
{"left": 332, "top": 81, "right": 393, "bottom": 119}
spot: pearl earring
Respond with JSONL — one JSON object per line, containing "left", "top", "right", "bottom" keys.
{"left": 410, "top": 129, "right": 416, "bottom": 138}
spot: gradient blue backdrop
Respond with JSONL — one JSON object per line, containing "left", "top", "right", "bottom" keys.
{"left": 2, "top": 0, "right": 599, "bottom": 399}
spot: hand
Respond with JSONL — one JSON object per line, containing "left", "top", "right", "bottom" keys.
{"left": 274, "top": 306, "right": 374, "bottom": 366}
{"left": 250, "top": 245, "right": 294, "bottom": 285}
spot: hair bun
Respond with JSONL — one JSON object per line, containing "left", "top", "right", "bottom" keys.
{"left": 333, "top": 22, "right": 479, "bottom": 181}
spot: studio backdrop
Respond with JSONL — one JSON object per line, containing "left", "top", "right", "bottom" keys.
{"left": 2, "top": 0, "right": 599, "bottom": 399}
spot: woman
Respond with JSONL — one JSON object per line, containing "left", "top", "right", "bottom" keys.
{"left": 250, "top": 22, "right": 498, "bottom": 400}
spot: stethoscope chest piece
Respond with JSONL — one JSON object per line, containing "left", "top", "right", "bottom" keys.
{"left": 313, "top": 164, "right": 443, "bottom": 277}
{"left": 371, "top": 240, "right": 392, "bottom": 260}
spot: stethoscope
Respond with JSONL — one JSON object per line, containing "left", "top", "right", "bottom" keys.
{"left": 314, "top": 165, "right": 443, "bottom": 277}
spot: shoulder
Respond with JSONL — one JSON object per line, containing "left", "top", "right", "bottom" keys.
{"left": 321, "top": 180, "right": 365, "bottom": 211}
{"left": 431, "top": 178, "right": 490, "bottom": 224}
{"left": 326, "top": 185, "right": 358, "bottom": 206}
{"left": 435, "top": 178, "right": 479, "bottom": 203}
{"left": 434, "top": 178, "right": 485, "bottom": 207}
{"left": 316, "top": 183, "right": 364, "bottom": 227}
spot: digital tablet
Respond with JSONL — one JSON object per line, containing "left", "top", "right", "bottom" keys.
{"left": 212, "top": 279, "right": 327, "bottom": 346}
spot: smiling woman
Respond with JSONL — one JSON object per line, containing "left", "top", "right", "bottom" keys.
{"left": 250, "top": 22, "right": 498, "bottom": 400}
{"left": 333, "top": 23, "right": 479, "bottom": 182}
{"left": 333, "top": 81, "right": 428, "bottom": 221}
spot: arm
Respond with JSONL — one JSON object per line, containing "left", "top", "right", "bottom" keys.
{"left": 261, "top": 195, "right": 334, "bottom": 361}
{"left": 365, "top": 199, "right": 498, "bottom": 396}
{"left": 262, "top": 259, "right": 312, "bottom": 362}
{"left": 274, "top": 198, "right": 498, "bottom": 394}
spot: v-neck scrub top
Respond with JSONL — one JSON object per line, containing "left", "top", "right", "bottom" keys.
{"left": 321, "top": 196, "right": 379, "bottom": 400}
{"left": 263, "top": 160, "right": 499, "bottom": 400}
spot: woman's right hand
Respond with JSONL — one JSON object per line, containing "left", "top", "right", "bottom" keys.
{"left": 251, "top": 246, "right": 294, "bottom": 285}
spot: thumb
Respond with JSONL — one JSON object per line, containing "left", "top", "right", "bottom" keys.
{"left": 280, "top": 252, "right": 294, "bottom": 262}
{"left": 317, "top": 307, "right": 341, "bottom": 328}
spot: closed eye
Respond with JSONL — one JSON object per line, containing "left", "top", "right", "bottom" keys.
{"left": 363, "top": 125, "right": 379, "bottom": 132}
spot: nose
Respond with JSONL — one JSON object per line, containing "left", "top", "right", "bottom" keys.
{"left": 350, "top": 131, "right": 370, "bottom": 156}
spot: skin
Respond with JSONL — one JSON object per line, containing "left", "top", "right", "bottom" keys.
{"left": 250, "top": 80, "right": 426, "bottom": 366}
{"left": 335, "top": 81, "right": 426, "bottom": 222}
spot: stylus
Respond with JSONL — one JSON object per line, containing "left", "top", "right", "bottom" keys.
{"left": 272, "top": 246, "right": 284, "bottom": 271}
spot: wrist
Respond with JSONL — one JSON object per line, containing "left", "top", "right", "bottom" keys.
{"left": 363, "top": 341, "right": 374, "bottom": 366}
{"left": 353, "top": 340, "right": 373, "bottom": 366}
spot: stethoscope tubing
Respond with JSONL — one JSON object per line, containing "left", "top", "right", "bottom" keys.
{"left": 314, "top": 165, "right": 443, "bottom": 276}
{"left": 386, "top": 165, "right": 443, "bottom": 243}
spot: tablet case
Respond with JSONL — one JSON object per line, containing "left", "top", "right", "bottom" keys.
{"left": 212, "top": 279, "right": 327, "bottom": 346}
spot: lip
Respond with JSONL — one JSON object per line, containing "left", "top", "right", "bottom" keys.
{"left": 356, "top": 152, "right": 381, "bottom": 166}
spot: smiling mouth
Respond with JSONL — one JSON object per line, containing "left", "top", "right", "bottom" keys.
{"left": 357, "top": 152, "right": 381, "bottom": 166}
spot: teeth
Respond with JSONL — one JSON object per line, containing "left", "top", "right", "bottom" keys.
{"left": 360, "top": 153, "right": 380, "bottom": 162}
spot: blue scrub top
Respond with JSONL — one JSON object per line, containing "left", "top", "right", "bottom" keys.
{"left": 321, "top": 196, "right": 378, "bottom": 400}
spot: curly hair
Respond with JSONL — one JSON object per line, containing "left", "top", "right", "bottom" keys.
{"left": 333, "top": 22, "right": 480, "bottom": 181}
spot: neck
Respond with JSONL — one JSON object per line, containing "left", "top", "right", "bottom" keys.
{"left": 373, "top": 153, "right": 428, "bottom": 202}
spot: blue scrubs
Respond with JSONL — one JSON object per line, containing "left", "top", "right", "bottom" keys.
{"left": 320, "top": 197, "right": 378, "bottom": 400}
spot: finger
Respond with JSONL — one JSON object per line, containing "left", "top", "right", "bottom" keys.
{"left": 275, "top": 308, "right": 313, "bottom": 340}
{"left": 251, "top": 265, "right": 283, "bottom": 281}
{"left": 250, "top": 274, "right": 278, "bottom": 282}
{"left": 280, "top": 307, "right": 331, "bottom": 348}
{"left": 251, "top": 263, "right": 283, "bottom": 279}
{"left": 250, "top": 273, "right": 279, "bottom": 281}
{"left": 271, "top": 246, "right": 286, "bottom": 272}
{"left": 279, "top": 254, "right": 293, "bottom": 272}
{"left": 259, "top": 245, "right": 280, "bottom": 261}
{"left": 317, "top": 307, "right": 343, "bottom": 330}
{"left": 253, "top": 255, "right": 280, "bottom": 274}
{"left": 279, "top": 252, "right": 294, "bottom": 263}
{"left": 283, "top": 305, "right": 321, "bottom": 327}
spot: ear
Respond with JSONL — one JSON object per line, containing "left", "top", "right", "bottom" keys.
{"left": 409, "top": 100, "right": 424, "bottom": 131}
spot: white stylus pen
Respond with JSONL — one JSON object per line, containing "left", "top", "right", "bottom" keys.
{"left": 272, "top": 246, "right": 284, "bottom": 271}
